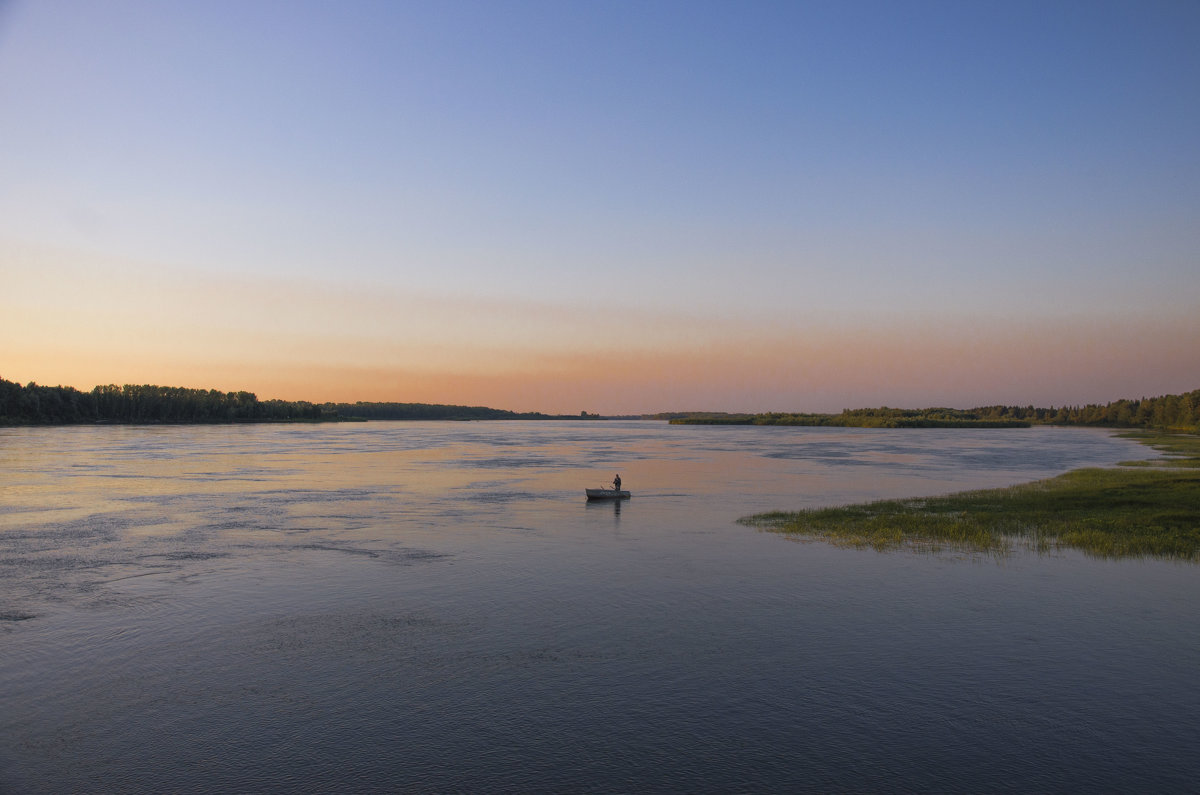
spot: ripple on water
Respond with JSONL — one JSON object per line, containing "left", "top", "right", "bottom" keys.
{"left": 0, "top": 422, "right": 1191, "bottom": 793}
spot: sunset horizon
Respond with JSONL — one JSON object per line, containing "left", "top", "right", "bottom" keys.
{"left": 4, "top": 1, "right": 1198, "bottom": 416}
{"left": 4, "top": 4, "right": 1200, "bottom": 786}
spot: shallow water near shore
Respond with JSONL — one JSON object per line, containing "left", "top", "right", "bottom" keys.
{"left": 2, "top": 421, "right": 1197, "bottom": 792}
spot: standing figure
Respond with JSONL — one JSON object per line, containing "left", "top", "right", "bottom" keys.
{"left": 613, "top": 473, "right": 622, "bottom": 492}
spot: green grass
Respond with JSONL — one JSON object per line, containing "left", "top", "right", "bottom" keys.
{"left": 1114, "top": 430, "right": 1200, "bottom": 468}
{"left": 740, "top": 432, "right": 1200, "bottom": 561}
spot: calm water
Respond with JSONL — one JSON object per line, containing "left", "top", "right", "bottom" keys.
{"left": 1, "top": 422, "right": 1197, "bottom": 793}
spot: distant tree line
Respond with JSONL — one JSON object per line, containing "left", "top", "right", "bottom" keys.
{"left": 328, "top": 402, "right": 557, "bottom": 421}
{"left": 667, "top": 408, "right": 1031, "bottom": 428}
{"left": 0, "top": 378, "right": 580, "bottom": 425}
{"left": 970, "top": 392, "right": 1200, "bottom": 431}
{"left": 4, "top": 376, "right": 1196, "bottom": 431}
{"left": 0, "top": 379, "right": 331, "bottom": 424}
{"left": 666, "top": 389, "right": 1200, "bottom": 432}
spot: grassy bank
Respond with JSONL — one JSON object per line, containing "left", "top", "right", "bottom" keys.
{"left": 740, "top": 432, "right": 1200, "bottom": 561}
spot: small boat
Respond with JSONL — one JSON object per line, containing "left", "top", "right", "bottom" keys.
{"left": 586, "top": 488, "right": 631, "bottom": 501}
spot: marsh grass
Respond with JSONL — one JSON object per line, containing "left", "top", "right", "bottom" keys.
{"left": 1114, "top": 430, "right": 1200, "bottom": 468}
{"left": 741, "top": 432, "right": 1200, "bottom": 561}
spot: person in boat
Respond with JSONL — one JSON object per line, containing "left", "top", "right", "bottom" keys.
{"left": 613, "top": 473, "right": 622, "bottom": 492}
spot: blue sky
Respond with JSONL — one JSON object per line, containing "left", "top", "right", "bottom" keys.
{"left": 2, "top": 1, "right": 1198, "bottom": 412}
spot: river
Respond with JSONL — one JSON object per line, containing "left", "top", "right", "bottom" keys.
{"left": 1, "top": 422, "right": 1197, "bottom": 792}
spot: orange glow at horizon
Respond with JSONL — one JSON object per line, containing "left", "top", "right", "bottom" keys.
{"left": 4, "top": 3, "right": 1200, "bottom": 419}
{"left": 5, "top": 247, "right": 1198, "bottom": 414}
{"left": 6, "top": 313, "right": 1199, "bottom": 415}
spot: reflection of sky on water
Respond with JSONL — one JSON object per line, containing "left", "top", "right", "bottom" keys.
{"left": 1, "top": 421, "right": 1196, "bottom": 793}
{"left": 0, "top": 421, "right": 1152, "bottom": 619}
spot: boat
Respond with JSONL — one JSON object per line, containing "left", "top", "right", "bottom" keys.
{"left": 585, "top": 488, "right": 631, "bottom": 501}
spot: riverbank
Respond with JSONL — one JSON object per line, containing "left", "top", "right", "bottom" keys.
{"left": 741, "top": 431, "right": 1200, "bottom": 560}
{"left": 668, "top": 408, "right": 1031, "bottom": 427}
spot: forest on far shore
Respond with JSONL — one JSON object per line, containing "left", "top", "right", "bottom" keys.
{"left": 1, "top": 377, "right": 1198, "bottom": 432}
{"left": 0, "top": 379, "right": 570, "bottom": 425}
{"left": 662, "top": 389, "right": 1200, "bottom": 432}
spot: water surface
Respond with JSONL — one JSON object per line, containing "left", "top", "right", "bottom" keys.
{"left": 2, "top": 422, "right": 1196, "bottom": 792}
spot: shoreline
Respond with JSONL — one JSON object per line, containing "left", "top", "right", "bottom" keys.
{"left": 740, "top": 430, "right": 1200, "bottom": 561}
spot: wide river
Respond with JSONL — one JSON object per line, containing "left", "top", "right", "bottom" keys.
{"left": 1, "top": 422, "right": 1197, "bottom": 792}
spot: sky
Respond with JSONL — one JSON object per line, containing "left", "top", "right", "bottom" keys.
{"left": 2, "top": 0, "right": 1198, "bottom": 414}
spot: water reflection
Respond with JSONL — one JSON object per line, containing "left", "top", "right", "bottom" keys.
{"left": 585, "top": 495, "right": 624, "bottom": 519}
{"left": 0, "top": 422, "right": 1157, "bottom": 619}
{"left": 2, "top": 422, "right": 1194, "bottom": 793}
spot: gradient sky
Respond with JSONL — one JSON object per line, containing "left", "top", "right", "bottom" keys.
{"left": 2, "top": 0, "right": 1198, "bottom": 413}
